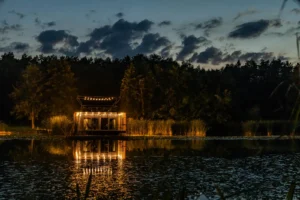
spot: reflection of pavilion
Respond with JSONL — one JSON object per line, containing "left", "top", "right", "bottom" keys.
{"left": 73, "top": 140, "right": 126, "bottom": 160}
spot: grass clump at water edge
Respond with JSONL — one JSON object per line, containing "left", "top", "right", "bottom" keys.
{"left": 126, "top": 119, "right": 206, "bottom": 136}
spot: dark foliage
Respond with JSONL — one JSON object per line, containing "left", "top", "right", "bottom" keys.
{"left": 0, "top": 52, "right": 299, "bottom": 135}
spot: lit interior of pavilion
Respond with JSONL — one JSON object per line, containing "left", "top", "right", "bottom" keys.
{"left": 73, "top": 96, "right": 126, "bottom": 134}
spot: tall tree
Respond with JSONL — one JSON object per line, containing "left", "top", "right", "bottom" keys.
{"left": 43, "top": 60, "right": 77, "bottom": 117}
{"left": 10, "top": 64, "right": 44, "bottom": 128}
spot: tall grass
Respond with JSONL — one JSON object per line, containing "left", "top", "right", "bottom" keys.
{"left": 242, "top": 120, "right": 298, "bottom": 136}
{"left": 242, "top": 121, "right": 259, "bottom": 136}
{"left": 126, "top": 119, "right": 206, "bottom": 136}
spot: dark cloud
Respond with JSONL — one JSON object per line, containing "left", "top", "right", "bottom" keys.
{"left": 47, "top": 19, "right": 169, "bottom": 58}
{"left": 85, "top": 10, "right": 97, "bottom": 19}
{"left": 222, "top": 50, "right": 274, "bottom": 63}
{"left": 0, "top": 42, "right": 29, "bottom": 53}
{"left": 190, "top": 47, "right": 282, "bottom": 65}
{"left": 261, "top": 47, "right": 267, "bottom": 52}
{"left": 116, "top": 12, "right": 124, "bottom": 18}
{"left": 9, "top": 10, "right": 25, "bottom": 19}
{"left": 160, "top": 45, "right": 172, "bottom": 58}
{"left": 158, "top": 21, "right": 171, "bottom": 27}
{"left": 76, "top": 19, "right": 154, "bottom": 58}
{"left": 45, "top": 21, "right": 56, "bottom": 27}
{"left": 89, "top": 25, "right": 112, "bottom": 40}
{"left": 233, "top": 9, "right": 258, "bottom": 21}
{"left": 36, "top": 30, "right": 79, "bottom": 53}
{"left": 291, "top": 8, "right": 300, "bottom": 14}
{"left": 75, "top": 40, "right": 96, "bottom": 55}
{"left": 34, "top": 18, "right": 41, "bottom": 26}
{"left": 191, "top": 47, "right": 223, "bottom": 65}
{"left": 0, "top": 20, "right": 22, "bottom": 34}
{"left": 35, "top": 18, "right": 56, "bottom": 28}
{"left": 228, "top": 19, "right": 275, "bottom": 39}
{"left": 0, "top": 37, "right": 10, "bottom": 42}
{"left": 194, "top": 17, "right": 223, "bottom": 36}
{"left": 177, "top": 35, "right": 211, "bottom": 60}
{"left": 267, "top": 25, "right": 300, "bottom": 37}
{"left": 134, "top": 33, "right": 170, "bottom": 54}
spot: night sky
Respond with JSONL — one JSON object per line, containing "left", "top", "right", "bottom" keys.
{"left": 1, "top": 0, "right": 300, "bottom": 68}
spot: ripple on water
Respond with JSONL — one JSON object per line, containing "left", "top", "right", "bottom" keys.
{"left": 0, "top": 154, "right": 300, "bottom": 199}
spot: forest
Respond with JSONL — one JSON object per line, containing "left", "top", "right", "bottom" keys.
{"left": 1, "top": 52, "right": 300, "bottom": 135}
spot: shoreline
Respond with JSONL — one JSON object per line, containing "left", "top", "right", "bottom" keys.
{"left": 0, "top": 133, "right": 299, "bottom": 140}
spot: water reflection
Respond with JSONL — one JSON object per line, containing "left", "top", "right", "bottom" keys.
{"left": 70, "top": 140, "right": 127, "bottom": 199}
{"left": 73, "top": 140, "right": 126, "bottom": 160}
{"left": 2, "top": 139, "right": 300, "bottom": 199}
{"left": 72, "top": 140, "right": 125, "bottom": 183}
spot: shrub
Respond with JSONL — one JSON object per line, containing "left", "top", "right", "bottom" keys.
{"left": 43, "top": 115, "right": 73, "bottom": 135}
{"left": 0, "top": 121, "right": 8, "bottom": 131}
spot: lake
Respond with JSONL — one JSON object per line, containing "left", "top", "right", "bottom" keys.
{"left": 0, "top": 137, "right": 300, "bottom": 199}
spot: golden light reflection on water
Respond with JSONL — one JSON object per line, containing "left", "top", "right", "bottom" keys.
{"left": 73, "top": 140, "right": 126, "bottom": 161}
{"left": 72, "top": 140, "right": 126, "bottom": 179}
{"left": 69, "top": 140, "right": 127, "bottom": 198}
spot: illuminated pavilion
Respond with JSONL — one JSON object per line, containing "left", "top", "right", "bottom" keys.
{"left": 73, "top": 96, "right": 126, "bottom": 135}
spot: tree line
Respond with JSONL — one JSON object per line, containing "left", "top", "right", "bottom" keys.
{"left": 1, "top": 52, "right": 299, "bottom": 135}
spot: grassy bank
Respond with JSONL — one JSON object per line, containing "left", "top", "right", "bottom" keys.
{"left": 0, "top": 122, "right": 33, "bottom": 134}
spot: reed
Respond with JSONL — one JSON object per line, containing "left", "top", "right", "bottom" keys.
{"left": 126, "top": 119, "right": 206, "bottom": 136}
{"left": 242, "top": 121, "right": 259, "bottom": 136}
{"left": 242, "top": 120, "right": 298, "bottom": 136}
{"left": 189, "top": 120, "right": 207, "bottom": 136}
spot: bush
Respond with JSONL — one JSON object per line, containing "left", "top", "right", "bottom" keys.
{"left": 43, "top": 115, "right": 73, "bottom": 135}
{"left": 0, "top": 121, "right": 8, "bottom": 131}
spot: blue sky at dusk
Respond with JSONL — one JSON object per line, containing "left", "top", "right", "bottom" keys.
{"left": 1, "top": 0, "right": 300, "bottom": 68}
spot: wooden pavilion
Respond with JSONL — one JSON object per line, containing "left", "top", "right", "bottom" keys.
{"left": 73, "top": 96, "right": 126, "bottom": 135}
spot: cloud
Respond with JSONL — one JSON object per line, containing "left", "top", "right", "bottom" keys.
{"left": 191, "top": 47, "right": 223, "bottom": 64}
{"left": 116, "top": 12, "right": 124, "bottom": 18}
{"left": 76, "top": 19, "right": 155, "bottom": 58}
{"left": 36, "top": 30, "right": 79, "bottom": 53}
{"left": 45, "top": 21, "right": 56, "bottom": 27}
{"left": 0, "top": 20, "right": 22, "bottom": 34}
{"left": 267, "top": 25, "right": 300, "bottom": 37}
{"left": 190, "top": 47, "right": 283, "bottom": 65}
{"left": 228, "top": 19, "right": 277, "bottom": 39}
{"left": 85, "top": 10, "right": 97, "bottom": 19}
{"left": 0, "top": 42, "right": 29, "bottom": 52}
{"left": 160, "top": 45, "right": 172, "bottom": 58}
{"left": 35, "top": 18, "right": 56, "bottom": 28}
{"left": 222, "top": 50, "right": 274, "bottom": 63}
{"left": 233, "top": 9, "right": 258, "bottom": 21}
{"left": 291, "top": 8, "right": 300, "bottom": 14}
{"left": 134, "top": 33, "right": 170, "bottom": 54}
{"left": 158, "top": 20, "right": 171, "bottom": 27}
{"left": 194, "top": 17, "right": 223, "bottom": 36}
{"left": 0, "top": 37, "right": 10, "bottom": 42}
{"left": 9, "top": 10, "right": 25, "bottom": 19}
{"left": 177, "top": 35, "right": 211, "bottom": 60}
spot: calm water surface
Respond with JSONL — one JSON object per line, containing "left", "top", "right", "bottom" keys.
{"left": 0, "top": 138, "right": 300, "bottom": 199}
